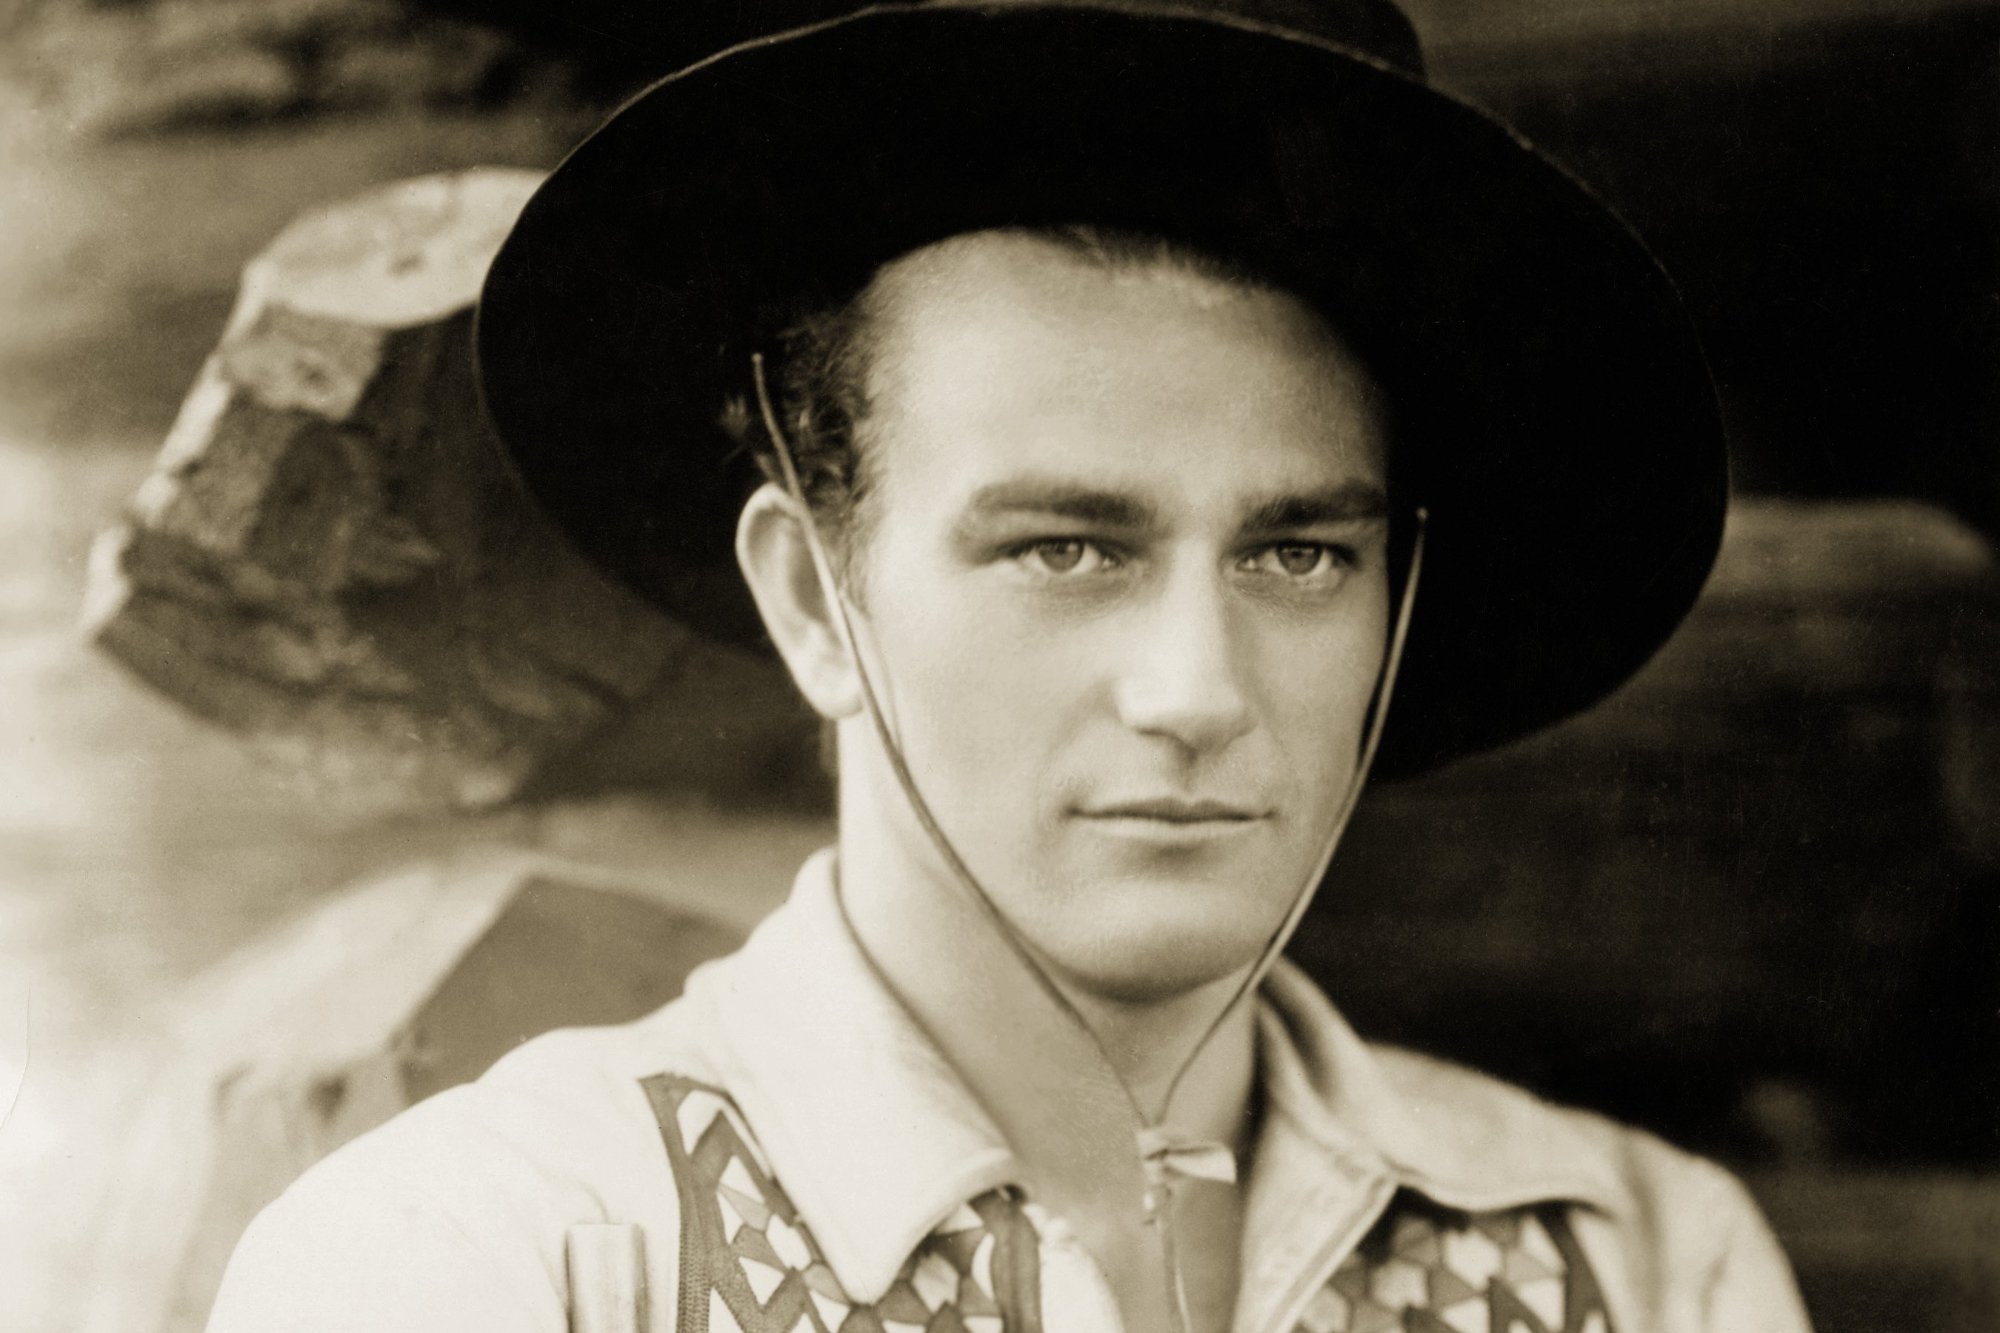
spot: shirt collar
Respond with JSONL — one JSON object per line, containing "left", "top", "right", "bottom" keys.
{"left": 1232, "top": 965, "right": 1635, "bottom": 1333}
{"left": 683, "top": 849, "right": 1019, "bottom": 1303}
{"left": 681, "top": 849, "right": 1629, "bottom": 1307}
{"left": 1254, "top": 959, "right": 1631, "bottom": 1219}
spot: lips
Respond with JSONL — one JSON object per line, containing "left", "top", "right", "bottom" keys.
{"left": 1079, "top": 797, "right": 1267, "bottom": 824}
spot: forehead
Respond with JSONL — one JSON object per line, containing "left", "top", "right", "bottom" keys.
{"left": 859, "top": 231, "right": 1387, "bottom": 516}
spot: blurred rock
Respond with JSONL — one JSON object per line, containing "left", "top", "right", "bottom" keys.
{"left": 72, "top": 849, "right": 744, "bottom": 1333}
{"left": 320, "top": 20, "right": 517, "bottom": 110}
{"left": 104, "top": 39, "right": 303, "bottom": 127}
{"left": 82, "top": 168, "right": 707, "bottom": 812}
{"left": 10, "top": 0, "right": 553, "bottom": 136}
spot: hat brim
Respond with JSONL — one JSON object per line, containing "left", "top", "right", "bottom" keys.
{"left": 476, "top": 2, "right": 1725, "bottom": 778}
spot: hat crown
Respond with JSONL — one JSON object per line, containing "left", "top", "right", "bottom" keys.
{"left": 938, "top": 0, "right": 1423, "bottom": 74}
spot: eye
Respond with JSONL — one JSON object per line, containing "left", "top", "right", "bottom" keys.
{"left": 1014, "top": 539, "right": 1117, "bottom": 576}
{"left": 1274, "top": 544, "right": 1330, "bottom": 577}
{"left": 1240, "top": 542, "right": 1352, "bottom": 581}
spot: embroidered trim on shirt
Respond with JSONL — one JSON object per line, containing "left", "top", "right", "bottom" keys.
{"left": 641, "top": 1074, "right": 1044, "bottom": 1333}
{"left": 1294, "top": 1194, "right": 1613, "bottom": 1333}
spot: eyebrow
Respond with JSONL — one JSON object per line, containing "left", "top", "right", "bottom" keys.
{"left": 1242, "top": 482, "right": 1392, "bottom": 533}
{"left": 953, "top": 477, "right": 1392, "bottom": 541}
{"left": 957, "top": 479, "right": 1159, "bottom": 530}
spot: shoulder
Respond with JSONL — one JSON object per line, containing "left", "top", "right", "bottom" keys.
{"left": 1364, "top": 1040, "right": 1716, "bottom": 1203}
{"left": 1365, "top": 1043, "right": 1810, "bottom": 1332}
{"left": 207, "top": 999, "right": 718, "bottom": 1333}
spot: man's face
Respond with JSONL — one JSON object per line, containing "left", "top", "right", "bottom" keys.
{"left": 843, "top": 232, "right": 1391, "bottom": 1003}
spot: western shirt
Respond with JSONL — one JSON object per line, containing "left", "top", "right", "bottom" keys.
{"left": 207, "top": 850, "right": 1812, "bottom": 1332}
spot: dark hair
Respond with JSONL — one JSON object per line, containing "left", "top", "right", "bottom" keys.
{"left": 721, "top": 279, "right": 886, "bottom": 578}
{"left": 722, "top": 224, "right": 1369, "bottom": 584}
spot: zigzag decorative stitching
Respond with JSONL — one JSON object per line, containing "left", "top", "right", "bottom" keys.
{"left": 1294, "top": 1193, "right": 1614, "bottom": 1333}
{"left": 641, "top": 1074, "right": 1044, "bottom": 1333}
{"left": 639, "top": 1074, "right": 1609, "bottom": 1333}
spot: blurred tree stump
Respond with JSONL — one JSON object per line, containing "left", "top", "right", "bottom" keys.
{"left": 83, "top": 169, "right": 815, "bottom": 813}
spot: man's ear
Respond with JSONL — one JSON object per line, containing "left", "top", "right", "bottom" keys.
{"left": 735, "top": 483, "right": 864, "bottom": 720}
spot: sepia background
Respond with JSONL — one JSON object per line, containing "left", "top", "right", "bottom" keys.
{"left": 1, "top": 0, "right": 1995, "bottom": 1329}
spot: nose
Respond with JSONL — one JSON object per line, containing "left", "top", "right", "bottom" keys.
{"left": 1112, "top": 564, "right": 1255, "bottom": 755}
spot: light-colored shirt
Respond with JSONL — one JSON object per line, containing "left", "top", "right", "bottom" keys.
{"left": 207, "top": 850, "right": 1812, "bottom": 1332}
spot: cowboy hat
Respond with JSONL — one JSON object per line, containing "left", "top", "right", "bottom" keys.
{"left": 475, "top": 0, "right": 1726, "bottom": 778}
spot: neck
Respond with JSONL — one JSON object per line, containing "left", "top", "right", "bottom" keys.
{"left": 1063, "top": 979, "right": 1259, "bottom": 1138}
{"left": 832, "top": 787, "right": 1261, "bottom": 1200}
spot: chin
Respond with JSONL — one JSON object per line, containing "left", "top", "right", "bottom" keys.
{"left": 1039, "top": 877, "right": 1290, "bottom": 1005}
{"left": 1059, "top": 938, "right": 1265, "bottom": 1006}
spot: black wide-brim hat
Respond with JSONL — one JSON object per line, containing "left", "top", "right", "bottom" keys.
{"left": 477, "top": 0, "right": 1726, "bottom": 779}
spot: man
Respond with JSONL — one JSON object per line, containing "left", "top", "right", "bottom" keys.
{"left": 208, "top": 2, "right": 1812, "bottom": 1331}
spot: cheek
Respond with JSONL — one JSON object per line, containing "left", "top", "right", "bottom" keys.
{"left": 862, "top": 563, "right": 1088, "bottom": 780}
{"left": 1253, "top": 600, "right": 1390, "bottom": 762}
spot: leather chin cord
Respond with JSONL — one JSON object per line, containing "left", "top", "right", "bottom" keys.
{"left": 753, "top": 354, "right": 1426, "bottom": 1333}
